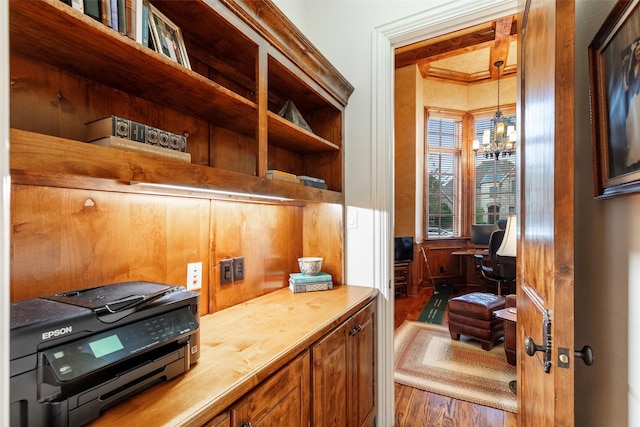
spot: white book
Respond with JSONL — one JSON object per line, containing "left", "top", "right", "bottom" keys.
{"left": 71, "top": 0, "right": 84, "bottom": 12}
{"left": 135, "top": 0, "right": 143, "bottom": 43}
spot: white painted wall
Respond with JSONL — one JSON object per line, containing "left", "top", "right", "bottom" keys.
{"left": 575, "top": 1, "right": 632, "bottom": 425}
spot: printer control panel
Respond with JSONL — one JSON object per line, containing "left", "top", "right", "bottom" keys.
{"left": 42, "top": 306, "right": 198, "bottom": 382}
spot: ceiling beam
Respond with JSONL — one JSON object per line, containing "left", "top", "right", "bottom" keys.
{"left": 394, "top": 15, "right": 518, "bottom": 84}
{"left": 489, "top": 16, "right": 514, "bottom": 79}
{"left": 395, "top": 27, "right": 498, "bottom": 69}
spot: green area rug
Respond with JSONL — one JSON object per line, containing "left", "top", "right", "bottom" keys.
{"left": 417, "top": 283, "right": 453, "bottom": 324}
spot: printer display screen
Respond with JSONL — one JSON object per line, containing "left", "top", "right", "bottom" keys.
{"left": 88, "top": 334, "right": 124, "bottom": 358}
{"left": 42, "top": 306, "right": 198, "bottom": 382}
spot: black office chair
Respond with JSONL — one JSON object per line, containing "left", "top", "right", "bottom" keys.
{"left": 474, "top": 229, "right": 516, "bottom": 295}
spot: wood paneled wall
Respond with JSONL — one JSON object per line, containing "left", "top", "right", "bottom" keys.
{"left": 10, "top": 184, "right": 210, "bottom": 304}
{"left": 411, "top": 239, "right": 468, "bottom": 294}
{"left": 10, "top": 184, "right": 343, "bottom": 315}
{"left": 211, "top": 200, "right": 303, "bottom": 311}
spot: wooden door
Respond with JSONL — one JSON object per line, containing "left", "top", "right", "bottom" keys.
{"left": 517, "top": 0, "right": 575, "bottom": 425}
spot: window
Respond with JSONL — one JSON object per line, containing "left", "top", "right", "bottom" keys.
{"left": 426, "top": 116, "right": 461, "bottom": 237}
{"left": 474, "top": 116, "right": 517, "bottom": 225}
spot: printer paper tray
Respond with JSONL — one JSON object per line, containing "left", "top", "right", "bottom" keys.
{"left": 55, "top": 343, "right": 189, "bottom": 427}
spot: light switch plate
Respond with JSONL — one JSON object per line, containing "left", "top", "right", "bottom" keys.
{"left": 220, "top": 259, "right": 233, "bottom": 284}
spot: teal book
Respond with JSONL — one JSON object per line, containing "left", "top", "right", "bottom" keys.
{"left": 289, "top": 272, "right": 332, "bottom": 283}
{"left": 141, "top": 2, "right": 149, "bottom": 47}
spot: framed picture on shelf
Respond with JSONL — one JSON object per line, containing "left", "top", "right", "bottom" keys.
{"left": 148, "top": 4, "right": 191, "bottom": 70}
{"left": 589, "top": 0, "right": 640, "bottom": 198}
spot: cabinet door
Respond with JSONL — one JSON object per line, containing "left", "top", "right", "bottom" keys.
{"left": 348, "top": 302, "right": 376, "bottom": 427}
{"left": 203, "top": 411, "right": 230, "bottom": 427}
{"left": 230, "top": 352, "right": 310, "bottom": 427}
{"left": 311, "top": 322, "right": 349, "bottom": 426}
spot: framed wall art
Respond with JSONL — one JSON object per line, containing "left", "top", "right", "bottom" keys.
{"left": 148, "top": 3, "right": 191, "bottom": 70}
{"left": 589, "top": 0, "right": 640, "bottom": 198}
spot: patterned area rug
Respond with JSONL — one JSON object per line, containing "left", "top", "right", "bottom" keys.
{"left": 394, "top": 321, "right": 517, "bottom": 413}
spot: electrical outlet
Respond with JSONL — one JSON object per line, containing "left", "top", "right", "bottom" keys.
{"left": 233, "top": 256, "right": 244, "bottom": 281}
{"left": 186, "top": 262, "right": 202, "bottom": 290}
{"left": 220, "top": 259, "right": 233, "bottom": 284}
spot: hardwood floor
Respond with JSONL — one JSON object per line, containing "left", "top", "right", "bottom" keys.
{"left": 393, "top": 285, "right": 517, "bottom": 427}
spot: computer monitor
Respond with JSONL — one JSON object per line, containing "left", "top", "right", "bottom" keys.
{"left": 470, "top": 224, "right": 500, "bottom": 245}
{"left": 394, "top": 237, "right": 414, "bottom": 263}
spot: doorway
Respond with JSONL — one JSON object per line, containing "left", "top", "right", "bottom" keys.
{"left": 370, "top": 1, "right": 519, "bottom": 425}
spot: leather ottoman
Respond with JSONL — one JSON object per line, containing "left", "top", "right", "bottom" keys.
{"left": 448, "top": 292, "right": 506, "bottom": 350}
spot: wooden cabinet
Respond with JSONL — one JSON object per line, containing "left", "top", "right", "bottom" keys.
{"left": 8, "top": 0, "right": 353, "bottom": 203}
{"left": 230, "top": 352, "right": 310, "bottom": 427}
{"left": 311, "top": 301, "right": 376, "bottom": 427}
{"left": 394, "top": 263, "right": 409, "bottom": 298}
{"left": 225, "top": 301, "right": 376, "bottom": 427}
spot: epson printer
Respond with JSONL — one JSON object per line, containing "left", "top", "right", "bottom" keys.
{"left": 10, "top": 281, "right": 200, "bottom": 427}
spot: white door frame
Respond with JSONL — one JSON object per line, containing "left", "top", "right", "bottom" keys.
{"left": 1, "top": 0, "right": 10, "bottom": 424}
{"left": 371, "top": 1, "right": 518, "bottom": 424}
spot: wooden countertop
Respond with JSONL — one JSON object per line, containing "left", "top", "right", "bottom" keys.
{"left": 89, "top": 285, "right": 378, "bottom": 426}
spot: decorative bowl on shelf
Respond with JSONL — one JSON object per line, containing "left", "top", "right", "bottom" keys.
{"left": 298, "top": 257, "right": 323, "bottom": 276}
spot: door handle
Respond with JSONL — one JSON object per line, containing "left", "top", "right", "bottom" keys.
{"left": 574, "top": 345, "right": 594, "bottom": 366}
{"left": 524, "top": 309, "right": 552, "bottom": 373}
{"left": 524, "top": 336, "right": 545, "bottom": 355}
{"left": 558, "top": 345, "right": 594, "bottom": 368}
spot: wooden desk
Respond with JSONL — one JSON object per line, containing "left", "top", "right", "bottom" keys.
{"left": 451, "top": 249, "right": 489, "bottom": 256}
{"left": 451, "top": 248, "right": 488, "bottom": 284}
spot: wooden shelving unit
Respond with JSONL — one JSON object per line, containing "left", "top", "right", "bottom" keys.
{"left": 8, "top": 0, "right": 353, "bottom": 201}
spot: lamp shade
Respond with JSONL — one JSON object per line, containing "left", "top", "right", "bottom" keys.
{"left": 497, "top": 214, "right": 516, "bottom": 257}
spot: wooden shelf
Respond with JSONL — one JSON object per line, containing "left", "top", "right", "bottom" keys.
{"left": 267, "top": 112, "right": 340, "bottom": 153}
{"left": 9, "top": 0, "right": 258, "bottom": 137}
{"left": 10, "top": 129, "right": 343, "bottom": 204}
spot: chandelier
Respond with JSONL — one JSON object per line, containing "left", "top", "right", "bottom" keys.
{"left": 473, "top": 60, "right": 516, "bottom": 158}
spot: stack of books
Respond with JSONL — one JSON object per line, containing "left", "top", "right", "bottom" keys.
{"left": 84, "top": 115, "right": 191, "bottom": 162}
{"left": 289, "top": 272, "right": 333, "bottom": 293}
{"left": 267, "top": 169, "right": 299, "bottom": 184}
{"left": 297, "top": 175, "right": 328, "bottom": 190}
